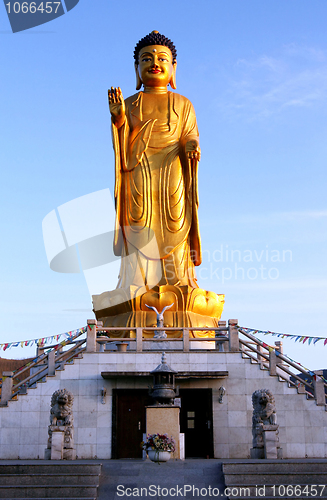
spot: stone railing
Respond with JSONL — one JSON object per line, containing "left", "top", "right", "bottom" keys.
{"left": 1, "top": 319, "right": 326, "bottom": 409}
{"left": 85, "top": 318, "right": 236, "bottom": 353}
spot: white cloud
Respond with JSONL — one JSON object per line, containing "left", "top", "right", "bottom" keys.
{"left": 224, "top": 210, "right": 327, "bottom": 225}
{"left": 217, "top": 45, "right": 327, "bottom": 119}
{"left": 223, "top": 277, "right": 327, "bottom": 292}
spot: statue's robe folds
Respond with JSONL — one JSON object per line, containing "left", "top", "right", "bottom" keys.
{"left": 112, "top": 91, "right": 202, "bottom": 290}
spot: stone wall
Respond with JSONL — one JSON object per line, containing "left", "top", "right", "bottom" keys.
{"left": 0, "top": 350, "right": 325, "bottom": 459}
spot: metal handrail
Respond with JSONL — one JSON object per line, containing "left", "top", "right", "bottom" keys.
{"left": 10, "top": 333, "right": 86, "bottom": 396}
{"left": 12, "top": 364, "right": 49, "bottom": 393}
{"left": 239, "top": 330, "right": 315, "bottom": 395}
{"left": 241, "top": 350, "right": 313, "bottom": 398}
{"left": 239, "top": 339, "right": 270, "bottom": 361}
{"left": 97, "top": 337, "right": 227, "bottom": 342}
{"left": 55, "top": 345, "right": 86, "bottom": 366}
{"left": 96, "top": 326, "right": 228, "bottom": 332}
{"left": 12, "top": 352, "right": 48, "bottom": 381}
{"left": 55, "top": 339, "right": 86, "bottom": 363}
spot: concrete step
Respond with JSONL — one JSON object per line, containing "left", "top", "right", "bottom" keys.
{"left": 222, "top": 460, "right": 327, "bottom": 499}
{"left": 223, "top": 460, "right": 327, "bottom": 474}
{"left": 0, "top": 463, "right": 101, "bottom": 475}
{"left": 0, "top": 462, "right": 101, "bottom": 499}
{"left": 0, "top": 485, "right": 98, "bottom": 498}
{"left": 224, "top": 473, "right": 327, "bottom": 484}
{"left": 0, "top": 473, "right": 100, "bottom": 486}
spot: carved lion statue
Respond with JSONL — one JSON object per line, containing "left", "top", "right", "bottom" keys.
{"left": 252, "top": 389, "right": 277, "bottom": 447}
{"left": 50, "top": 389, "right": 74, "bottom": 426}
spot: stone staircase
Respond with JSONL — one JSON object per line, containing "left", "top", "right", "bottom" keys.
{"left": 238, "top": 328, "right": 327, "bottom": 409}
{"left": 0, "top": 336, "right": 86, "bottom": 407}
{"left": 1, "top": 459, "right": 327, "bottom": 499}
{"left": 0, "top": 462, "right": 101, "bottom": 499}
{"left": 222, "top": 460, "right": 327, "bottom": 499}
{"left": 97, "top": 459, "right": 228, "bottom": 500}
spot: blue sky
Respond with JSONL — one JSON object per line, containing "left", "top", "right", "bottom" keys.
{"left": 1, "top": 0, "right": 327, "bottom": 368}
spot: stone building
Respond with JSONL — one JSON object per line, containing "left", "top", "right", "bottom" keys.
{"left": 0, "top": 319, "right": 326, "bottom": 460}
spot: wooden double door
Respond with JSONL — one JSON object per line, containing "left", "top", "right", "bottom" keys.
{"left": 112, "top": 388, "right": 213, "bottom": 459}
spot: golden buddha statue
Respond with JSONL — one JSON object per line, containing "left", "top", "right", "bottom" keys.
{"left": 92, "top": 31, "right": 224, "bottom": 336}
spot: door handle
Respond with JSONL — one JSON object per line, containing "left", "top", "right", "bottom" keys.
{"left": 138, "top": 421, "right": 141, "bottom": 430}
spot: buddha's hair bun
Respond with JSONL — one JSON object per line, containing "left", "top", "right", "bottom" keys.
{"left": 134, "top": 31, "right": 177, "bottom": 64}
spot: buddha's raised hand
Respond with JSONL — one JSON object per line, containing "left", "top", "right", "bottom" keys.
{"left": 108, "top": 87, "right": 125, "bottom": 128}
{"left": 185, "top": 139, "right": 201, "bottom": 161}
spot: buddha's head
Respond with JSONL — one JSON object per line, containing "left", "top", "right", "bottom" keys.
{"left": 134, "top": 31, "right": 177, "bottom": 90}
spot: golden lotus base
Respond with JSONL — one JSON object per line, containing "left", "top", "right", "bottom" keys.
{"left": 92, "top": 285, "right": 225, "bottom": 338}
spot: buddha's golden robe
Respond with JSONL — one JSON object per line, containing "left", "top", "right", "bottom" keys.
{"left": 112, "top": 91, "right": 201, "bottom": 289}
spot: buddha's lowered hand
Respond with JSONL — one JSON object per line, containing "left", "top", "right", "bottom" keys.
{"left": 108, "top": 86, "right": 125, "bottom": 129}
{"left": 185, "top": 139, "right": 201, "bottom": 161}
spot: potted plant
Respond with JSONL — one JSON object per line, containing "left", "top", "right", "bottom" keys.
{"left": 142, "top": 433, "right": 176, "bottom": 463}
{"left": 96, "top": 331, "right": 111, "bottom": 352}
{"left": 97, "top": 331, "right": 109, "bottom": 338}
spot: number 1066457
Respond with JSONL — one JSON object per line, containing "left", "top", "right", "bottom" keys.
{"left": 5, "top": 2, "right": 61, "bottom": 14}
{"left": 271, "top": 484, "right": 326, "bottom": 497}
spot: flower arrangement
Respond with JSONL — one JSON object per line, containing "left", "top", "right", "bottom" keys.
{"left": 142, "top": 433, "right": 176, "bottom": 453}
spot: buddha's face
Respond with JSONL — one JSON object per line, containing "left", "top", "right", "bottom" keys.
{"left": 137, "top": 45, "right": 175, "bottom": 88}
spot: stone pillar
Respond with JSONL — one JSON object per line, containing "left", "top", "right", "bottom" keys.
{"left": 48, "top": 350, "right": 56, "bottom": 376}
{"left": 216, "top": 321, "right": 226, "bottom": 351}
{"left": 250, "top": 425, "right": 282, "bottom": 459}
{"left": 314, "top": 371, "right": 326, "bottom": 406}
{"left": 274, "top": 341, "right": 283, "bottom": 354}
{"left": 274, "top": 341, "right": 284, "bottom": 368}
{"left": 228, "top": 319, "right": 239, "bottom": 352}
{"left": 136, "top": 328, "right": 143, "bottom": 352}
{"left": 269, "top": 350, "right": 277, "bottom": 376}
{"left": 297, "top": 382, "right": 306, "bottom": 394}
{"left": 45, "top": 426, "right": 76, "bottom": 460}
{"left": 257, "top": 344, "right": 264, "bottom": 366}
{"left": 146, "top": 406, "right": 181, "bottom": 459}
{"left": 86, "top": 319, "right": 97, "bottom": 353}
{"left": 50, "top": 430, "right": 64, "bottom": 460}
{"left": 1, "top": 371, "right": 13, "bottom": 404}
{"left": 263, "top": 425, "right": 279, "bottom": 459}
{"left": 183, "top": 329, "right": 189, "bottom": 352}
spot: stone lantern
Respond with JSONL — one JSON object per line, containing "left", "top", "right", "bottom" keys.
{"left": 149, "top": 352, "right": 179, "bottom": 405}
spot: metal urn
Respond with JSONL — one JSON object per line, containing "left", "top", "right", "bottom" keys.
{"left": 149, "top": 352, "right": 179, "bottom": 405}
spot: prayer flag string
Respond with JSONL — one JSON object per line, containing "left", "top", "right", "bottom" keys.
{"left": 0, "top": 326, "right": 87, "bottom": 352}
{"left": 239, "top": 326, "right": 327, "bottom": 347}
